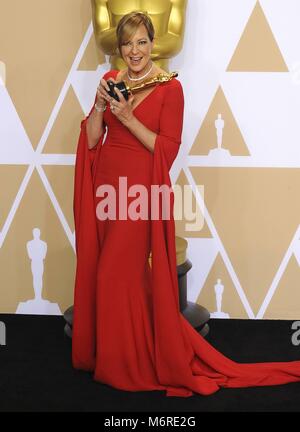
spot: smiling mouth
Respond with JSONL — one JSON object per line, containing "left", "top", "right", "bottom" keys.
{"left": 130, "top": 57, "right": 143, "bottom": 63}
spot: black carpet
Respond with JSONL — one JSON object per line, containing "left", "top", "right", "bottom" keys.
{"left": 1, "top": 314, "right": 300, "bottom": 412}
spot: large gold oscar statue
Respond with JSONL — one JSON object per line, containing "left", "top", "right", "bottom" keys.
{"left": 91, "top": 0, "right": 187, "bottom": 71}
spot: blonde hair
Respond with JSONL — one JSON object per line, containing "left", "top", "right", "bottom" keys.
{"left": 116, "top": 11, "right": 155, "bottom": 57}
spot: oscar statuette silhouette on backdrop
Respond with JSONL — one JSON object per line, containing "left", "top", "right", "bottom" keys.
{"left": 16, "top": 228, "right": 61, "bottom": 315}
{"left": 210, "top": 279, "right": 230, "bottom": 319}
{"left": 64, "top": 0, "right": 210, "bottom": 337}
{"left": 209, "top": 113, "right": 231, "bottom": 157}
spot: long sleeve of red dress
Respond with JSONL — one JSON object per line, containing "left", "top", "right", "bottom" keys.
{"left": 72, "top": 71, "right": 300, "bottom": 397}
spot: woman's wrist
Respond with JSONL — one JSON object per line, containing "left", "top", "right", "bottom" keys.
{"left": 94, "top": 100, "right": 107, "bottom": 112}
{"left": 122, "top": 113, "right": 136, "bottom": 128}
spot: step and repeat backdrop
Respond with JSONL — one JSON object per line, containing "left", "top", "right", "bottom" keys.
{"left": 1, "top": 0, "right": 300, "bottom": 319}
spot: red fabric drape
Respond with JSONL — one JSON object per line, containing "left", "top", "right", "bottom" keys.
{"left": 72, "top": 77, "right": 300, "bottom": 398}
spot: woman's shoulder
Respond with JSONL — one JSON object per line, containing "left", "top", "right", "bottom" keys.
{"left": 159, "top": 73, "right": 184, "bottom": 104}
{"left": 161, "top": 75, "right": 183, "bottom": 95}
{"left": 166, "top": 77, "right": 182, "bottom": 89}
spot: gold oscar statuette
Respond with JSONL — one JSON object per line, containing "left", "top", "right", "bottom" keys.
{"left": 106, "top": 71, "right": 178, "bottom": 101}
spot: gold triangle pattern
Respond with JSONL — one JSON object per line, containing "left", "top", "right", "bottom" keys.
{"left": 189, "top": 86, "right": 250, "bottom": 156}
{"left": 227, "top": 1, "right": 288, "bottom": 72}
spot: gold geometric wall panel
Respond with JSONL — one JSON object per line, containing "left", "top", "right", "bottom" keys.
{"left": 196, "top": 254, "right": 248, "bottom": 319}
{"left": 264, "top": 256, "right": 300, "bottom": 320}
{"left": 190, "top": 167, "right": 300, "bottom": 316}
{"left": 227, "top": 1, "right": 288, "bottom": 72}
{"left": 0, "top": 169, "right": 75, "bottom": 313}
{"left": 43, "top": 166, "right": 75, "bottom": 232}
{"left": 0, "top": 0, "right": 299, "bottom": 318}
{"left": 0, "top": 0, "right": 92, "bottom": 149}
{"left": 174, "top": 169, "right": 211, "bottom": 238}
{"left": 43, "top": 87, "right": 84, "bottom": 154}
{"left": 189, "top": 86, "right": 250, "bottom": 156}
{"left": 0, "top": 165, "right": 28, "bottom": 230}
{"left": 78, "top": 32, "right": 105, "bottom": 70}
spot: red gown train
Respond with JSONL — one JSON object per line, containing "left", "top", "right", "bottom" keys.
{"left": 72, "top": 70, "right": 300, "bottom": 397}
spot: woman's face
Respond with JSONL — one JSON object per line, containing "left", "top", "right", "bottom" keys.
{"left": 121, "top": 24, "right": 154, "bottom": 73}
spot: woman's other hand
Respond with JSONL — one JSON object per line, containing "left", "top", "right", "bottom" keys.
{"left": 109, "top": 87, "right": 135, "bottom": 126}
{"left": 96, "top": 77, "right": 116, "bottom": 106}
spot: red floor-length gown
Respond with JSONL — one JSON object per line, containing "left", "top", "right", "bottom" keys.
{"left": 72, "top": 70, "right": 300, "bottom": 397}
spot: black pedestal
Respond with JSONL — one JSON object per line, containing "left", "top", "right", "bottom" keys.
{"left": 64, "top": 259, "right": 210, "bottom": 337}
{"left": 177, "top": 259, "right": 210, "bottom": 337}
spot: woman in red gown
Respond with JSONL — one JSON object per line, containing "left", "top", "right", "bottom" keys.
{"left": 72, "top": 11, "right": 300, "bottom": 397}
